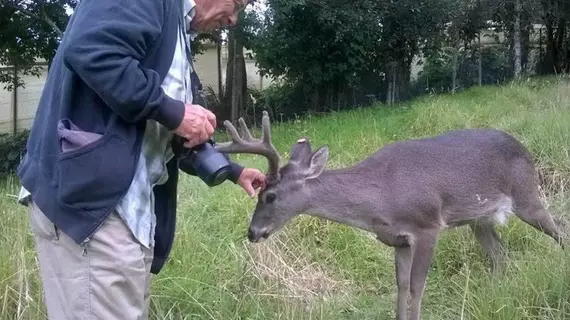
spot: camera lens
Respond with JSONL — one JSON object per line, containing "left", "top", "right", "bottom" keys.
{"left": 210, "top": 168, "right": 231, "bottom": 186}
{"left": 189, "top": 141, "right": 233, "bottom": 187}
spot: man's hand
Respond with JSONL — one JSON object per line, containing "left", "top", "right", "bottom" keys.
{"left": 238, "top": 168, "right": 266, "bottom": 198}
{"left": 174, "top": 104, "right": 217, "bottom": 148}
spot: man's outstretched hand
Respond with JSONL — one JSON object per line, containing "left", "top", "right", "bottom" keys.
{"left": 238, "top": 168, "right": 266, "bottom": 198}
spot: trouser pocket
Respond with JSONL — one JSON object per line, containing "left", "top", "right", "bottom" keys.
{"left": 29, "top": 202, "right": 59, "bottom": 241}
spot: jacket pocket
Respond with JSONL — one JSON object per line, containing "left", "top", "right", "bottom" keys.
{"left": 57, "top": 119, "right": 104, "bottom": 155}
{"left": 56, "top": 120, "right": 134, "bottom": 214}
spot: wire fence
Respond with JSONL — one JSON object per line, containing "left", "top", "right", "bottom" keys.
{"left": 0, "top": 62, "right": 47, "bottom": 178}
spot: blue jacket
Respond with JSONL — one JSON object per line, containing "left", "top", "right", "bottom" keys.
{"left": 17, "top": 0, "right": 242, "bottom": 274}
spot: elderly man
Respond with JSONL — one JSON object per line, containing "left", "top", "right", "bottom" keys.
{"left": 16, "top": 0, "right": 262, "bottom": 318}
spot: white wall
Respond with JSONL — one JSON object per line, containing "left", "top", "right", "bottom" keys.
{"left": 0, "top": 45, "right": 272, "bottom": 134}
{"left": 0, "top": 64, "right": 47, "bottom": 134}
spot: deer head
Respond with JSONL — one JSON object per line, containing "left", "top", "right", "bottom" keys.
{"left": 215, "top": 111, "right": 330, "bottom": 242}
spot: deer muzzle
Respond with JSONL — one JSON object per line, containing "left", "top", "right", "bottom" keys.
{"left": 247, "top": 226, "right": 270, "bottom": 243}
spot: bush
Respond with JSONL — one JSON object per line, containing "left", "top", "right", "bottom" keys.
{"left": 0, "top": 130, "right": 29, "bottom": 178}
{"left": 412, "top": 45, "right": 514, "bottom": 94}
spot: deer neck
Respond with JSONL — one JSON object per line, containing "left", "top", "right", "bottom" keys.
{"left": 304, "top": 167, "right": 381, "bottom": 233}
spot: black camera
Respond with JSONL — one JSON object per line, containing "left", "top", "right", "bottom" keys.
{"left": 178, "top": 70, "right": 233, "bottom": 187}
{"left": 181, "top": 139, "right": 233, "bottom": 187}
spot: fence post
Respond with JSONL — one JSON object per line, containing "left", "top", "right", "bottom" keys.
{"left": 12, "top": 63, "right": 18, "bottom": 135}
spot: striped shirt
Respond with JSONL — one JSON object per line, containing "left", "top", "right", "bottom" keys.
{"left": 114, "top": 0, "right": 197, "bottom": 249}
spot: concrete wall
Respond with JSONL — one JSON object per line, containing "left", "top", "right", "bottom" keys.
{"left": 0, "top": 64, "right": 48, "bottom": 134}
{"left": 193, "top": 42, "right": 274, "bottom": 94}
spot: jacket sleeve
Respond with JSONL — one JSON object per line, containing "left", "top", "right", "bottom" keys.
{"left": 61, "top": 0, "right": 185, "bottom": 131}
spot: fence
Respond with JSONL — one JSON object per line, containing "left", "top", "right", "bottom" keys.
{"left": 0, "top": 62, "right": 48, "bottom": 135}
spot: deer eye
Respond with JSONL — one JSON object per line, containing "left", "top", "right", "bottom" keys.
{"left": 265, "top": 193, "right": 277, "bottom": 203}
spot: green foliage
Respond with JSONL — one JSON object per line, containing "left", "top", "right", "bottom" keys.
{"left": 251, "top": 0, "right": 384, "bottom": 86}
{"left": 0, "top": 0, "right": 76, "bottom": 90}
{"left": 246, "top": 0, "right": 501, "bottom": 118}
{"left": 413, "top": 45, "right": 513, "bottom": 94}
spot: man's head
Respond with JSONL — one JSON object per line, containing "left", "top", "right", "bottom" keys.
{"left": 192, "top": 0, "right": 252, "bottom": 31}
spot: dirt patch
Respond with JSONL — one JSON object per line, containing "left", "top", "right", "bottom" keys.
{"left": 235, "top": 229, "right": 352, "bottom": 303}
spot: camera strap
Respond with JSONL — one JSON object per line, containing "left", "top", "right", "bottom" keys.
{"left": 173, "top": 3, "right": 211, "bottom": 159}
{"left": 178, "top": 6, "right": 208, "bottom": 109}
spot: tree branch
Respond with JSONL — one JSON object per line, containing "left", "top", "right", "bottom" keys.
{"left": 40, "top": 10, "right": 63, "bottom": 37}
{"left": 0, "top": 0, "right": 63, "bottom": 37}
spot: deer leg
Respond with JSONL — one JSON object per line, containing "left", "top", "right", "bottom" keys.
{"left": 408, "top": 232, "right": 438, "bottom": 320}
{"left": 469, "top": 223, "right": 506, "bottom": 272}
{"left": 394, "top": 245, "right": 412, "bottom": 320}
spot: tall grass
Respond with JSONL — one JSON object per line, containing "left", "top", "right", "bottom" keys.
{"left": 1, "top": 76, "right": 569, "bottom": 319}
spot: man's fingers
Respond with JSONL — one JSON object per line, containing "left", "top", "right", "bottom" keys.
{"left": 244, "top": 183, "right": 255, "bottom": 198}
{"left": 205, "top": 121, "right": 215, "bottom": 137}
{"left": 205, "top": 110, "right": 216, "bottom": 128}
{"left": 199, "top": 131, "right": 208, "bottom": 144}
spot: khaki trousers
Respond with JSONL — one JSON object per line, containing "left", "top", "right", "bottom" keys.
{"left": 28, "top": 201, "right": 154, "bottom": 320}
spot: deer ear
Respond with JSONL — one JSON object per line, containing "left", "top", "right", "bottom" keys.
{"left": 305, "top": 146, "right": 329, "bottom": 179}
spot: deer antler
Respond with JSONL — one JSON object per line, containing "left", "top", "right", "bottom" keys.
{"left": 214, "top": 111, "right": 281, "bottom": 182}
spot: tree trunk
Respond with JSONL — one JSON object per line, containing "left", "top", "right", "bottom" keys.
{"left": 384, "top": 62, "right": 401, "bottom": 105}
{"left": 386, "top": 62, "right": 397, "bottom": 105}
{"left": 230, "top": 33, "right": 240, "bottom": 123}
{"left": 398, "top": 58, "right": 411, "bottom": 101}
{"left": 217, "top": 31, "right": 223, "bottom": 98}
{"left": 452, "top": 47, "right": 458, "bottom": 94}
{"left": 513, "top": 0, "right": 522, "bottom": 77}
{"left": 386, "top": 77, "right": 392, "bottom": 105}
{"left": 543, "top": 18, "right": 556, "bottom": 74}
{"left": 224, "top": 20, "right": 248, "bottom": 124}
{"left": 222, "top": 29, "right": 235, "bottom": 123}
{"left": 478, "top": 33, "right": 482, "bottom": 86}
{"left": 451, "top": 24, "right": 460, "bottom": 94}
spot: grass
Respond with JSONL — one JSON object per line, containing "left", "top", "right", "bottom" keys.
{"left": 1, "top": 75, "right": 570, "bottom": 319}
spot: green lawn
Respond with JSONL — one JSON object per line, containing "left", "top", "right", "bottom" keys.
{"left": 1, "top": 76, "right": 570, "bottom": 319}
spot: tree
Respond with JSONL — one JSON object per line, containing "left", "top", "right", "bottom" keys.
{"left": 0, "top": 0, "right": 76, "bottom": 90}
{"left": 250, "top": 0, "right": 456, "bottom": 111}
{"left": 440, "top": 0, "right": 489, "bottom": 92}
{"left": 251, "top": 0, "right": 387, "bottom": 110}
{"left": 537, "top": 0, "right": 570, "bottom": 74}
{"left": 217, "top": 8, "right": 262, "bottom": 123}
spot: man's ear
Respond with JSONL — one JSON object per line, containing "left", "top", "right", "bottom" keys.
{"left": 305, "top": 146, "right": 329, "bottom": 179}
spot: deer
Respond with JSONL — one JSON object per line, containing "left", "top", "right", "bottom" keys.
{"left": 214, "top": 111, "right": 566, "bottom": 320}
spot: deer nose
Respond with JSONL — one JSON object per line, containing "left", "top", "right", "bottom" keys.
{"left": 248, "top": 227, "right": 269, "bottom": 242}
